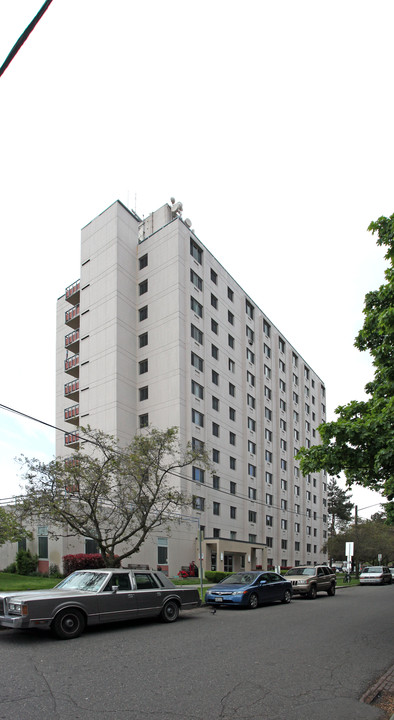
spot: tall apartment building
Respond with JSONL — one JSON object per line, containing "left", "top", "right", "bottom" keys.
{"left": 56, "top": 198, "right": 328, "bottom": 575}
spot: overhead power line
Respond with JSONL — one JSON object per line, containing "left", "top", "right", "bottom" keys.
{"left": 0, "top": 0, "right": 54, "bottom": 78}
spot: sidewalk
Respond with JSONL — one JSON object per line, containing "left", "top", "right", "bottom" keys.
{"left": 360, "top": 664, "right": 394, "bottom": 719}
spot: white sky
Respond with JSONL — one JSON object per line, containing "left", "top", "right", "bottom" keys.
{"left": 1, "top": 0, "right": 392, "bottom": 519}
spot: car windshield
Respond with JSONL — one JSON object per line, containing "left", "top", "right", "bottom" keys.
{"left": 362, "top": 567, "right": 383, "bottom": 574}
{"left": 285, "top": 567, "right": 315, "bottom": 576}
{"left": 220, "top": 573, "right": 255, "bottom": 585}
{"left": 55, "top": 571, "right": 107, "bottom": 592}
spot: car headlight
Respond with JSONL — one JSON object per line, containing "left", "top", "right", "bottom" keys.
{"left": 232, "top": 591, "right": 244, "bottom": 595}
{"left": 8, "top": 602, "right": 28, "bottom": 616}
{"left": 297, "top": 579, "right": 308, "bottom": 585}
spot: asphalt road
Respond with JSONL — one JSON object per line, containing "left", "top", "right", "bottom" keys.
{"left": 0, "top": 585, "right": 393, "bottom": 720}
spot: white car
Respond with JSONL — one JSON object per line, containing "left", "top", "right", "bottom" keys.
{"left": 359, "top": 566, "right": 392, "bottom": 585}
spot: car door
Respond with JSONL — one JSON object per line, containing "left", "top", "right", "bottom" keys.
{"left": 134, "top": 572, "right": 168, "bottom": 618}
{"left": 255, "top": 573, "right": 274, "bottom": 603}
{"left": 96, "top": 572, "right": 139, "bottom": 624}
{"left": 266, "top": 572, "right": 287, "bottom": 601}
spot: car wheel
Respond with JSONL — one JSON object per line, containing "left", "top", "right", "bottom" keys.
{"left": 161, "top": 600, "right": 180, "bottom": 623}
{"left": 281, "top": 590, "right": 292, "bottom": 604}
{"left": 327, "top": 584, "right": 336, "bottom": 596}
{"left": 52, "top": 608, "right": 85, "bottom": 640}
{"left": 308, "top": 585, "right": 317, "bottom": 600}
{"left": 248, "top": 592, "right": 258, "bottom": 609}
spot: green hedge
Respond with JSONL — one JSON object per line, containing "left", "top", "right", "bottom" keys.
{"left": 205, "top": 571, "right": 233, "bottom": 583}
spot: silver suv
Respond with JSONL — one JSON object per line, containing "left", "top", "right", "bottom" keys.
{"left": 284, "top": 565, "right": 336, "bottom": 599}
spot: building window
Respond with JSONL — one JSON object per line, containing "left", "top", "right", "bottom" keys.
{"left": 229, "top": 431, "right": 236, "bottom": 446}
{"left": 212, "top": 370, "right": 219, "bottom": 385}
{"left": 264, "top": 365, "right": 271, "bottom": 379}
{"left": 281, "top": 459, "right": 287, "bottom": 470}
{"left": 266, "top": 515, "right": 273, "bottom": 526}
{"left": 210, "top": 268, "right": 217, "bottom": 284}
{"left": 139, "top": 253, "right": 148, "bottom": 270}
{"left": 266, "top": 536, "right": 273, "bottom": 548}
{"left": 248, "top": 487, "right": 257, "bottom": 500}
{"left": 281, "top": 539, "right": 287, "bottom": 550}
{"left": 247, "top": 371, "right": 255, "bottom": 386}
{"left": 279, "top": 359, "right": 285, "bottom": 372}
{"left": 211, "top": 344, "right": 219, "bottom": 360}
{"left": 266, "top": 493, "right": 273, "bottom": 505}
{"left": 246, "top": 347, "right": 255, "bottom": 363}
{"left": 264, "top": 385, "right": 271, "bottom": 400}
{"left": 190, "top": 239, "right": 202, "bottom": 264}
{"left": 228, "top": 358, "right": 235, "bottom": 373}
{"left": 265, "top": 450, "right": 272, "bottom": 463}
{"left": 281, "top": 519, "right": 287, "bottom": 530}
{"left": 230, "top": 457, "right": 236, "bottom": 470}
{"left": 212, "top": 422, "right": 219, "bottom": 437}
{"left": 248, "top": 463, "right": 256, "bottom": 477}
{"left": 212, "top": 396, "right": 219, "bottom": 411}
{"left": 280, "top": 439, "right": 287, "bottom": 450}
{"left": 263, "top": 320, "right": 271, "bottom": 337}
{"left": 139, "top": 279, "right": 148, "bottom": 295}
{"left": 281, "top": 499, "right": 287, "bottom": 510}
{"left": 191, "top": 380, "right": 204, "bottom": 399}
{"left": 248, "top": 417, "right": 256, "bottom": 431}
{"left": 213, "top": 475, "right": 220, "bottom": 489}
{"left": 139, "top": 359, "right": 148, "bottom": 374}
{"left": 139, "top": 386, "right": 148, "bottom": 401}
{"left": 281, "top": 479, "right": 287, "bottom": 490}
{"left": 213, "top": 502, "right": 220, "bottom": 516}
{"left": 228, "top": 334, "right": 234, "bottom": 349}
{"left": 227, "top": 287, "right": 234, "bottom": 301}
{"left": 230, "top": 531, "right": 237, "bottom": 541}
{"left": 265, "top": 428, "right": 272, "bottom": 441}
{"left": 139, "top": 413, "right": 149, "bottom": 428}
{"left": 280, "top": 379, "right": 286, "bottom": 392}
{"left": 211, "top": 293, "right": 218, "bottom": 309}
{"left": 265, "top": 471, "right": 272, "bottom": 484}
{"left": 211, "top": 318, "right": 218, "bottom": 334}
{"left": 280, "top": 399, "right": 286, "bottom": 411}
{"left": 192, "top": 467, "right": 205, "bottom": 483}
{"left": 292, "top": 352, "right": 298, "bottom": 368}
{"left": 295, "top": 523, "right": 300, "bottom": 533}
{"left": 248, "top": 439, "right": 256, "bottom": 454}
{"left": 193, "top": 496, "right": 205, "bottom": 511}
{"left": 191, "top": 296, "right": 203, "bottom": 318}
{"left": 246, "top": 300, "right": 254, "bottom": 319}
{"left": 249, "top": 511, "right": 257, "bottom": 523}
{"left": 213, "top": 528, "right": 220, "bottom": 538}
{"left": 192, "top": 409, "right": 204, "bottom": 427}
{"left": 228, "top": 310, "right": 234, "bottom": 325}
{"left": 304, "top": 366, "right": 310, "bottom": 380}
{"left": 139, "top": 332, "right": 148, "bottom": 348}
{"left": 85, "top": 537, "right": 99, "bottom": 554}
{"left": 139, "top": 305, "right": 148, "bottom": 321}
{"left": 212, "top": 448, "right": 220, "bottom": 463}
{"left": 230, "top": 481, "right": 236, "bottom": 494}
{"left": 191, "top": 324, "right": 203, "bottom": 344}
{"left": 295, "top": 541, "right": 300, "bottom": 552}
{"left": 190, "top": 269, "right": 203, "bottom": 291}
{"left": 249, "top": 534, "right": 257, "bottom": 543}
{"left": 265, "top": 407, "right": 272, "bottom": 421}
{"left": 192, "top": 437, "right": 204, "bottom": 451}
{"left": 191, "top": 352, "right": 204, "bottom": 371}
{"left": 264, "top": 343, "right": 271, "bottom": 358}
{"left": 229, "top": 407, "right": 236, "bottom": 421}
{"left": 229, "top": 382, "right": 235, "bottom": 397}
{"left": 278, "top": 337, "right": 285, "bottom": 353}
{"left": 37, "top": 526, "right": 48, "bottom": 559}
{"left": 230, "top": 506, "right": 236, "bottom": 519}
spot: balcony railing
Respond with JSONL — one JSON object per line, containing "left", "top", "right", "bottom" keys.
{"left": 64, "top": 432, "right": 79, "bottom": 448}
{"left": 65, "top": 304, "right": 80, "bottom": 328}
{"left": 64, "top": 354, "right": 79, "bottom": 377}
{"left": 65, "top": 279, "right": 80, "bottom": 304}
{"left": 64, "top": 404, "right": 79, "bottom": 425}
{"left": 64, "top": 379, "right": 79, "bottom": 400}
{"left": 65, "top": 329, "right": 80, "bottom": 350}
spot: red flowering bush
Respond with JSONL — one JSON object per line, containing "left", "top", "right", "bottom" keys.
{"left": 63, "top": 553, "right": 120, "bottom": 575}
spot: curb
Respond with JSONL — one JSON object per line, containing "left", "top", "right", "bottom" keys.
{"left": 360, "top": 663, "right": 394, "bottom": 718}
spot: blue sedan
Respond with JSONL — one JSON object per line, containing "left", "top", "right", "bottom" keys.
{"left": 205, "top": 571, "right": 292, "bottom": 609}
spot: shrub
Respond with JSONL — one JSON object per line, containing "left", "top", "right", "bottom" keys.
{"left": 204, "top": 571, "right": 233, "bottom": 583}
{"left": 2, "top": 562, "right": 17, "bottom": 574}
{"left": 16, "top": 549, "right": 38, "bottom": 575}
{"left": 63, "top": 553, "right": 106, "bottom": 575}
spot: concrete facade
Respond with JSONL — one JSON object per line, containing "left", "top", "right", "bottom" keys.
{"left": 50, "top": 198, "right": 328, "bottom": 576}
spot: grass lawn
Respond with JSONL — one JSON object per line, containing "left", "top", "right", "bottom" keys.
{"left": 0, "top": 573, "right": 60, "bottom": 592}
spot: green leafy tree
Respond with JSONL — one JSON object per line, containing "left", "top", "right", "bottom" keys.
{"left": 0, "top": 506, "right": 31, "bottom": 546}
{"left": 18, "top": 426, "right": 209, "bottom": 567}
{"left": 327, "top": 477, "right": 353, "bottom": 536}
{"left": 297, "top": 213, "right": 394, "bottom": 506}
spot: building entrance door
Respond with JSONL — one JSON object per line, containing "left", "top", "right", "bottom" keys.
{"left": 224, "top": 554, "right": 233, "bottom": 572}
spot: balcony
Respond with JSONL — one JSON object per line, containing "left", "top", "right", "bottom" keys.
{"left": 65, "top": 304, "right": 80, "bottom": 329}
{"left": 64, "top": 404, "right": 79, "bottom": 425}
{"left": 64, "top": 379, "right": 79, "bottom": 401}
{"left": 64, "top": 432, "right": 79, "bottom": 449}
{"left": 65, "top": 329, "right": 79, "bottom": 353}
{"left": 64, "top": 354, "right": 79, "bottom": 377}
{"left": 65, "top": 279, "right": 80, "bottom": 305}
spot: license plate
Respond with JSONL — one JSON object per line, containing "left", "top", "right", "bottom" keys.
{"left": 215, "top": 597, "right": 223, "bottom": 603}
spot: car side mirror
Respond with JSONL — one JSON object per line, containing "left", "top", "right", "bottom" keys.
{"left": 111, "top": 585, "right": 118, "bottom": 593}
